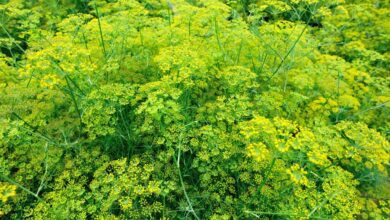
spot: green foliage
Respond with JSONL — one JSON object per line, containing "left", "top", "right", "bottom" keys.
{"left": 0, "top": 0, "right": 389, "bottom": 219}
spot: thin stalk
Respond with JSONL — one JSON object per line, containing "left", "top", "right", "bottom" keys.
{"left": 257, "top": 157, "right": 276, "bottom": 197}
{"left": 213, "top": 17, "right": 226, "bottom": 62}
{"left": 36, "top": 143, "right": 49, "bottom": 196}
{"left": 188, "top": 16, "right": 192, "bottom": 39}
{"left": 266, "top": 0, "right": 321, "bottom": 82}
{"left": 94, "top": 4, "right": 107, "bottom": 58}
{"left": 64, "top": 75, "right": 83, "bottom": 132}
{"left": 258, "top": 53, "right": 268, "bottom": 75}
{"left": 267, "top": 24, "right": 308, "bottom": 81}
{"left": 335, "top": 71, "right": 341, "bottom": 123}
{"left": 167, "top": 1, "right": 174, "bottom": 46}
{"left": 81, "top": 31, "right": 93, "bottom": 63}
{"left": 245, "top": 210, "right": 327, "bottom": 219}
{"left": 11, "top": 113, "right": 56, "bottom": 144}
{"left": 118, "top": 108, "right": 133, "bottom": 158}
{"left": 174, "top": 122, "right": 200, "bottom": 220}
{"left": 235, "top": 38, "right": 244, "bottom": 65}
{"left": 26, "top": 70, "right": 35, "bottom": 87}
{"left": 176, "top": 147, "right": 200, "bottom": 220}
{"left": 0, "top": 174, "right": 42, "bottom": 201}
{"left": 283, "top": 62, "right": 293, "bottom": 92}
{"left": 0, "top": 23, "right": 26, "bottom": 53}
{"left": 249, "top": 26, "right": 284, "bottom": 61}
{"left": 308, "top": 191, "right": 341, "bottom": 218}
{"left": 347, "top": 99, "right": 390, "bottom": 119}
{"left": 48, "top": 57, "right": 86, "bottom": 95}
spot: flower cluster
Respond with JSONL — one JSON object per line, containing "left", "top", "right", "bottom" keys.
{"left": 0, "top": 0, "right": 389, "bottom": 219}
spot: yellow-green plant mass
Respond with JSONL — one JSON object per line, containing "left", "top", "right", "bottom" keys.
{"left": 0, "top": 0, "right": 389, "bottom": 219}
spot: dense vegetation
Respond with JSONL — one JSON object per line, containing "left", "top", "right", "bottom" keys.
{"left": 0, "top": 0, "right": 389, "bottom": 219}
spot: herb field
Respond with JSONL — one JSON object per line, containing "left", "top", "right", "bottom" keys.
{"left": 0, "top": 0, "right": 389, "bottom": 219}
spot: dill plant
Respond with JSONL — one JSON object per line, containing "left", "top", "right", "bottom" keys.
{"left": 0, "top": 0, "right": 389, "bottom": 219}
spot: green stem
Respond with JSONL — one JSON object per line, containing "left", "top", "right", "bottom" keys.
{"left": 0, "top": 174, "right": 42, "bottom": 201}
{"left": 257, "top": 157, "right": 276, "bottom": 197}
{"left": 94, "top": 4, "right": 107, "bottom": 59}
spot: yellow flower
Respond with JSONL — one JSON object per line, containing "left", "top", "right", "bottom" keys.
{"left": 287, "top": 164, "right": 309, "bottom": 186}
{"left": 246, "top": 142, "right": 270, "bottom": 162}
{"left": 0, "top": 182, "right": 17, "bottom": 203}
{"left": 338, "top": 94, "right": 360, "bottom": 111}
{"left": 119, "top": 197, "right": 133, "bottom": 211}
{"left": 307, "top": 150, "right": 329, "bottom": 166}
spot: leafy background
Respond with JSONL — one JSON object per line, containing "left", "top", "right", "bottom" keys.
{"left": 0, "top": 0, "right": 389, "bottom": 219}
